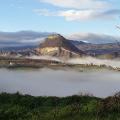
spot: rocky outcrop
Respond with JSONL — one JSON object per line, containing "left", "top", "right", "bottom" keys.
{"left": 36, "top": 34, "right": 85, "bottom": 58}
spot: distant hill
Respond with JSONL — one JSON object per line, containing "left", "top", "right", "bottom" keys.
{"left": 0, "top": 32, "right": 120, "bottom": 59}
{"left": 36, "top": 34, "right": 85, "bottom": 58}
{"left": 0, "top": 45, "right": 37, "bottom": 51}
{"left": 74, "top": 43, "right": 120, "bottom": 58}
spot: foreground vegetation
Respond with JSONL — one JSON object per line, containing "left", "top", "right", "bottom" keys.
{"left": 0, "top": 92, "right": 120, "bottom": 120}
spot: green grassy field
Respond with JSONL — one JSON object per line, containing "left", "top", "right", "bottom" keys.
{"left": 0, "top": 92, "right": 120, "bottom": 120}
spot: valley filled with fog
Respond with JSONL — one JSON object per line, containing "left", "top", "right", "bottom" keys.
{"left": 0, "top": 68, "right": 120, "bottom": 98}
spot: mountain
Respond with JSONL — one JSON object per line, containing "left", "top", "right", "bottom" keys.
{"left": 0, "top": 32, "right": 120, "bottom": 59}
{"left": 70, "top": 40, "right": 86, "bottom": 46}
{"left": 35, "top": 34, "right": 85, "bottom": 58}
{"left": 75, "top": 43, "right": 120, "bottom": 58}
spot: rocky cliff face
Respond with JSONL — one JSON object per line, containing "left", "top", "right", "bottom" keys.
{"left": 36, "top": 34, "right": 85, "bottom": 58}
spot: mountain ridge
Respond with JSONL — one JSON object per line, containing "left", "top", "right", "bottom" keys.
{"left": 36, "top": 34, "right": 85, "bottom": 58}
{"left": 0, "top": 33, "right": 120, "bottom": 59}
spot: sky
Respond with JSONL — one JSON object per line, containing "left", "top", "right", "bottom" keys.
{"left": 0, "top": 0, "right": 120, "bottom": 36}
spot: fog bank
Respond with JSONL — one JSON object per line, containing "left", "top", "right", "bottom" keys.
{"left": 67, "top": 57, "right": 120, "bottom": 68}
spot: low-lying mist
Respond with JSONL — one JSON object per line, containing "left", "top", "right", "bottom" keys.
{"left": 66, "top": 57, "right": 120, "bottom": 69}
{"left": 27, "top": 55, "right": 120, "bottom": 69}
{"left": 26, "top": 55, "right": 61, "bottom": 62}
{"left": 0, "top": 67, "right": 120, "bottom": 97}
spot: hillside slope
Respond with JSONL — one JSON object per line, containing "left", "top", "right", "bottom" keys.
{"left": 36, "top": 34, "right": 85, "bottom": 58}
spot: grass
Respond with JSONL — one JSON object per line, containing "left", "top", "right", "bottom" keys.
{"left": 0, "top": 92, "right": 120, "bottom": 120}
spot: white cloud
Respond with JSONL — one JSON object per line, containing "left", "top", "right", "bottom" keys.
{"left": 67, "top": 32, "right": 120, "bottom": 44}
{"left": 36, "top": 0, "right": 120, "bottom": 21}
{"left": 67, "top": 57, "right": 120, "bottom": 68}
{"left": 59, "top": 10, "right": 110, "bottom": 21}
{"left": 0, "top": 31, "right": 51, "bottom": 47}
{"left": 34, "top": 9, "right": 120, "bottom": 21}
{"left": 39, "top": 0, "right": 110, "bottom": 9}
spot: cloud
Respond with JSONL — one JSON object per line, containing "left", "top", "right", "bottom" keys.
{"left": 36, "top": 0, "right": 120, "bottom": 21}
{"left": 67, "top": 57, "right": 120, "bottom": 68}
{"left": 39, "top": 0, "right": 110, "bottom": 9}
{"left": 0, "top": 31, "right": 120, "bottom": 48}
{"left": 0, "top": 31, "right": 51, "bottom": 48}
{"left": 34, "top": 9, "right": 120, "bottom": 21}
{"left": 67, "top": 32, "right": 120, "bottom": 44}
